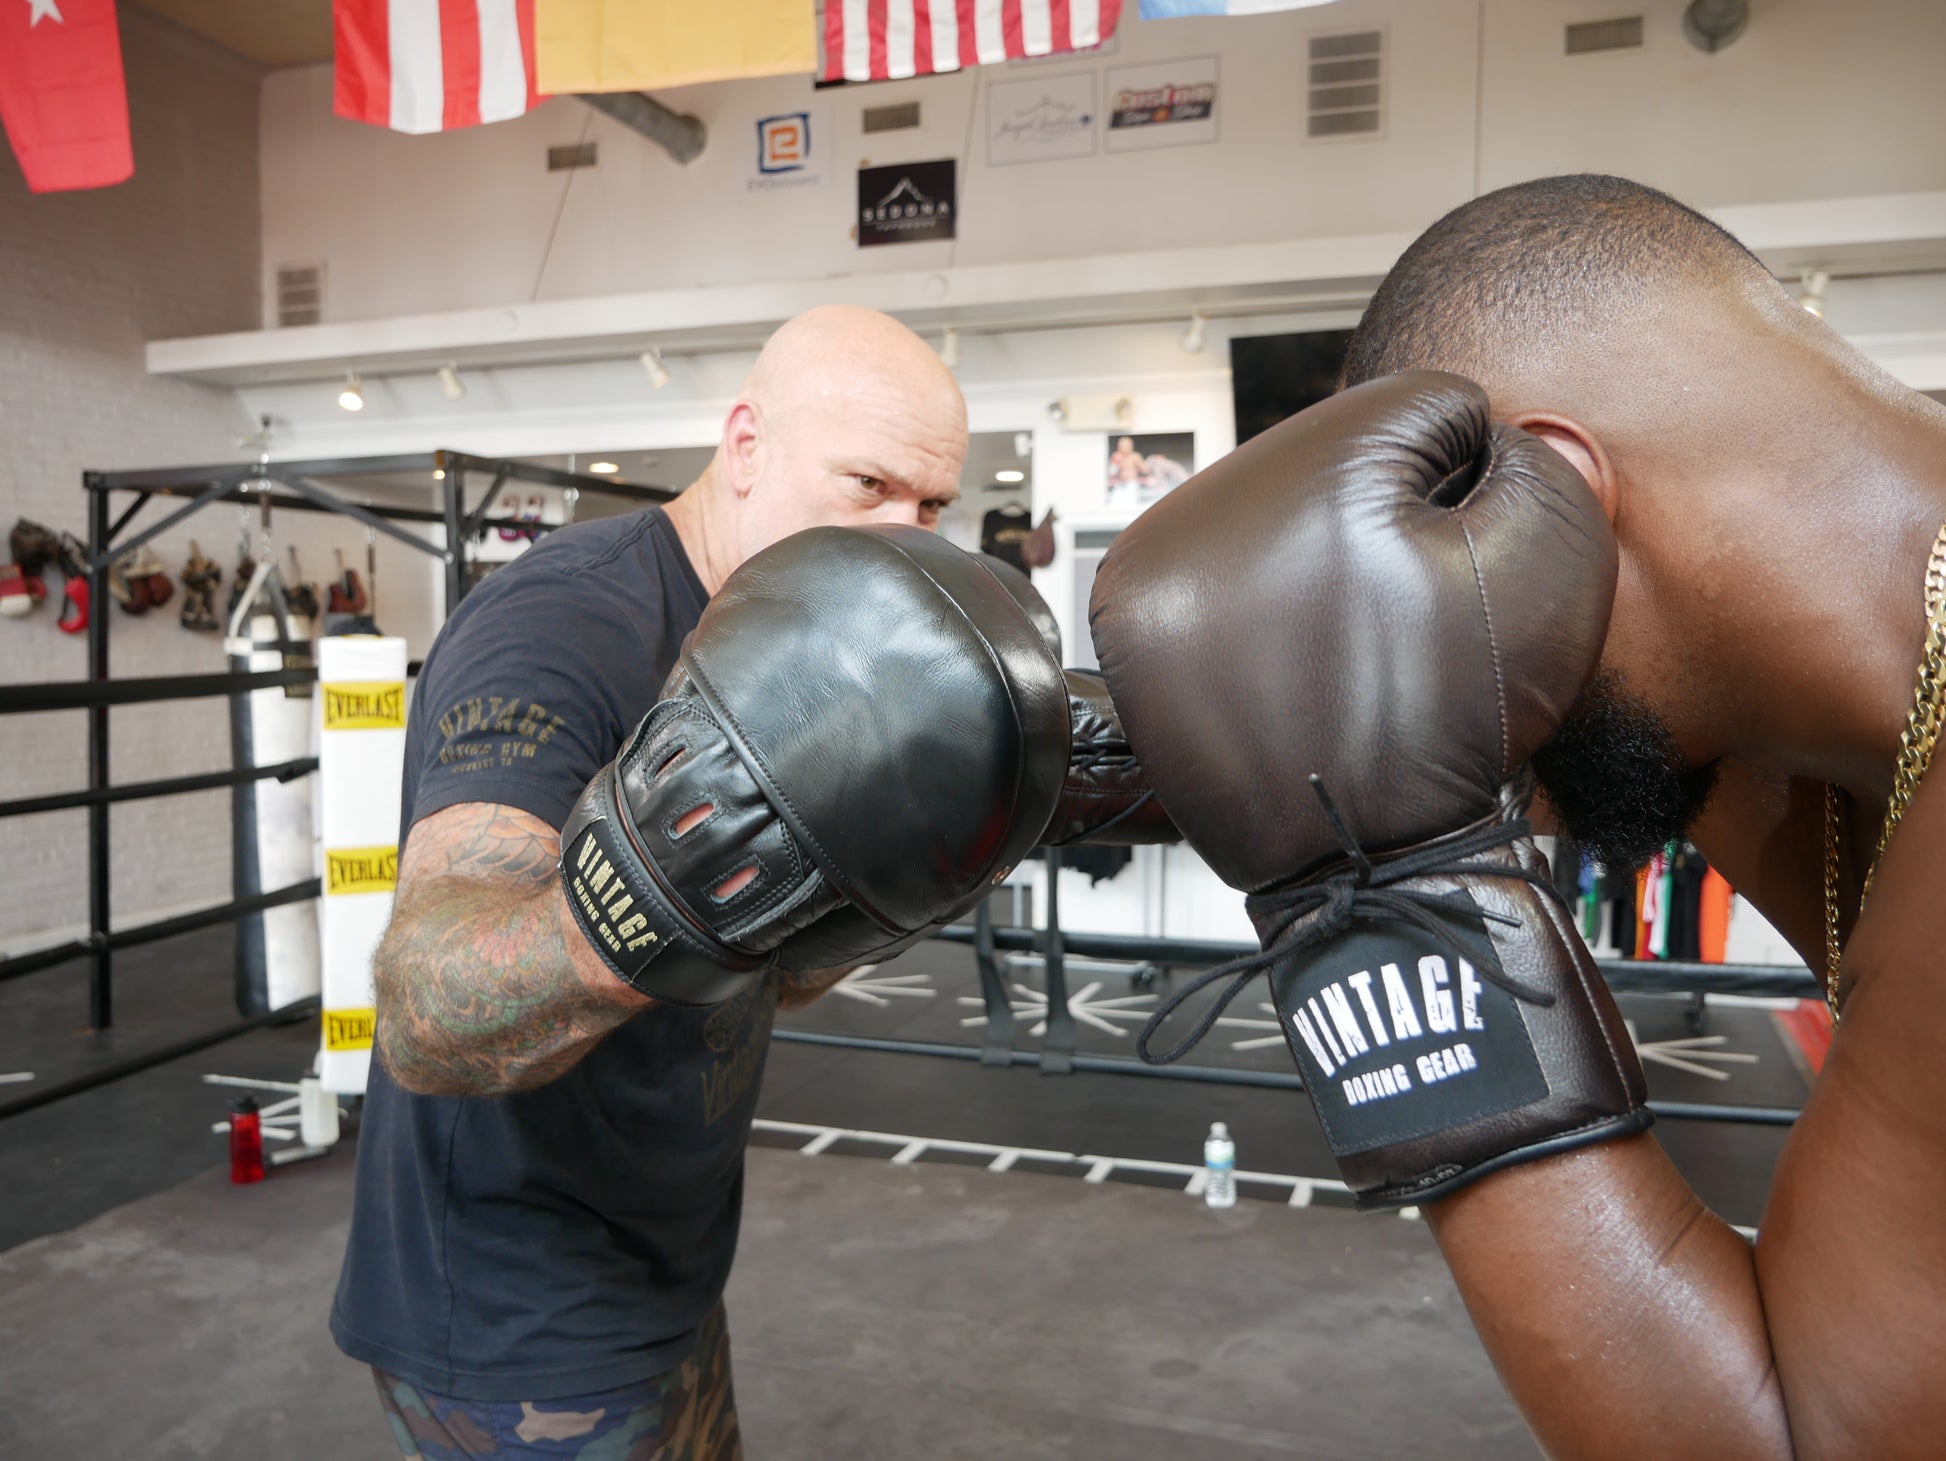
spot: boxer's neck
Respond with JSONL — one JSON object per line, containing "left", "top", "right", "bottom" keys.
{"left": 664, "top": 465, "right": 738, "bottom": 595}
{"left": 1719, "top": 407, "right": 1946, "bottom": 807}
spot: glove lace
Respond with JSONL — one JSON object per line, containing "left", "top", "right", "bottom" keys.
{"left": 1068, "top": 735, "right": 1132, "bottom": 779}
{"left": 1047, "top": 734, "right": 1161, "bottom": 846}
{"left": 1134, "top": 775, "right": 1563, "bottom": 1067}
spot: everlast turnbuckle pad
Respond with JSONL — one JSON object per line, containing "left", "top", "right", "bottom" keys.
{"left": 1267, "top": 895, "right": 1548, "bottom": 1158}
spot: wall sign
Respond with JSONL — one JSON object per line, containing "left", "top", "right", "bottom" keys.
{"left": 751, "top": 110, "right": 825, "bottom": 190}
{"left": 857, "top": 159, "right": 957, "bottom": 246}
{"left": 1105, "top": 56, "right": 1218, "bottom": 152}
{"left": 987, "top": 72, "right": 1097, "bottom": 166}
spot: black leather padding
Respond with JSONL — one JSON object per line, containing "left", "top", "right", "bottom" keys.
{"left": 683, "top": 525, "right": 1071, "bottom": 937}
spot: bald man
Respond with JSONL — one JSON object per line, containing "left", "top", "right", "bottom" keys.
{"left": 1336, "top": 175, "right": 1946, "bottom": 1457}
{"left": 333, "top": 307, "right": 967, "bottom": 1460}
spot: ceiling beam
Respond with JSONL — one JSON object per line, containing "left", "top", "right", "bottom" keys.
{"left": 147, "top": 190, "right": 1946, "bottom": 389}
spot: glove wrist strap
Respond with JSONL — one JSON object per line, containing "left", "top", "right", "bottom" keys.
{"left": 559, "top": 766, "right": 771, "bottom": 1008}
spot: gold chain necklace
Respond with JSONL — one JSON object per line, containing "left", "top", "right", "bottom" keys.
{"left": 1821, "top": 521, "right": 1946, "bottom": 1021}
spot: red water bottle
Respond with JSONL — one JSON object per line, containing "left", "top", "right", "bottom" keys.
{"left": 229, "top": 1095, "right": 265, "bottom": 1184}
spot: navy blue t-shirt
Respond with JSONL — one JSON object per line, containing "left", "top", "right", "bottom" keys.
{"left": 331, "top": 508, "right": 779, "bottom": 1402}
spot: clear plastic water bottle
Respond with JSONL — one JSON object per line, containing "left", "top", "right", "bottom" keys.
{"left": 1203, "top": 1121, "right": 1236, "bottom": 1209}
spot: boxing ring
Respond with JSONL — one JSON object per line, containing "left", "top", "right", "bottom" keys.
{"left": 1, "top": 447, "right": 1821, "bottom": 1140}
{"left": 0, "top": 450, "right": 667, "bottom": 1124}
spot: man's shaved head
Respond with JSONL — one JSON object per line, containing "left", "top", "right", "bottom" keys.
{"left": 740, "top": 303, "right": 964, "bottom": 439}
{"left": 1341, "top": 174, "right": 1776, "bottom": 396}
{"left": 674, "top": 304, "right": 969, "bottom": 588}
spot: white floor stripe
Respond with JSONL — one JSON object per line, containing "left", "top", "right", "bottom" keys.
{"left": 749, "top": 1119, "right": 1355, "bottom": 1208}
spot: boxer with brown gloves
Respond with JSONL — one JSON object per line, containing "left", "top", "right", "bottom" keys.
{"left": 1091, "top": 372, "right": 1650, "bottom": 1207}
{"left": 1231, "top": 172, "right": 1946, "bottom": 1460}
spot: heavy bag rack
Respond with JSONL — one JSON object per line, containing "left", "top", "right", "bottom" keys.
{"left": 0, "top": 450, "right": 669, "bottom": 1122}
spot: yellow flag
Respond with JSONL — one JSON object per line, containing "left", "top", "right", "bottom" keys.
{"left": 536, "top": 0, "right": 817, "bottom": 94}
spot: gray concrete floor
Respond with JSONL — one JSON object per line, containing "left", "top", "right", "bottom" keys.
{"left": 2, "top": 917, "right": 1797, "bottom": 1459}
{"left": 0, "top": 1143, "right": 1537, "bottom": 1461}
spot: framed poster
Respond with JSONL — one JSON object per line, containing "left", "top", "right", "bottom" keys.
{"left": 987, "top": 71, "right": 1097, "bottom": 166}
{"left": 1104, "top": 56, "right": 1218, "bottom": 153}
{"left": 1106, "top": 432, "right": 1194, "bottom": 510}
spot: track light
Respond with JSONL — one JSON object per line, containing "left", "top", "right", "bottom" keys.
{"left": 337, "top": 372, "right": 365, "bottom": 412}
{"left": 639, "top": 349, "right": 672, "bottom": 389}
{"left": 589, "top": 461, "right": 619, "bottom": 474}
{"left": 437, "top": 362, "right": 467, "bottom": 400}
{"left": 940, "top": 328, "right": 961, "bottom": 369}
{"left": 1180, "top": 312, "right": 1208, "bottom": 354}
{"left": 1800, "top": 270, "right": 1829, "bottom": 318}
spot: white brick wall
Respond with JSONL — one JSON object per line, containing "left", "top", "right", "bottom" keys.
{"left": 0, "top": 12, "right": 270, "bottom": 953}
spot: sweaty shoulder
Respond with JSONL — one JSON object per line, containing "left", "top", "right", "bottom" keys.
{"left": 404, "top": 508, "right": 707, "bottom": 834}
{"left": 1754, "top": 757, "right": 1946, "bottom": 1447}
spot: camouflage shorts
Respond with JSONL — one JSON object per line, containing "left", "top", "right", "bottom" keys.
{"left": 372, "top": 1306, "right": 740, "bottom": 1460}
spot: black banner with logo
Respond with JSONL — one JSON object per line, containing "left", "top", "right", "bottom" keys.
{"left": 857, "top": 159, "right": 956, "bottom": 247}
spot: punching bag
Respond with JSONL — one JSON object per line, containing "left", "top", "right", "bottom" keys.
{"left": 226, "top": 558, "right": 321, "bottom": 1015}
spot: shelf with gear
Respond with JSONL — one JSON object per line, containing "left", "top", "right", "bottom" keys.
{"left": 0, "top": 448, "right": 669, "bottom": 1124}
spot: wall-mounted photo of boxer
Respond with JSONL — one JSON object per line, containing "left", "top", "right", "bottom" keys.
{"left": 1105, "top": 431, "right": 1193, "bottom": 510}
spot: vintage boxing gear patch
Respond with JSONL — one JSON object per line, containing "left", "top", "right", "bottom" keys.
{"left": 1265, "top": 895, "right": 1547, "bottom": 1158}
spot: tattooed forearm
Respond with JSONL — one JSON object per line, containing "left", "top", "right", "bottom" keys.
{"left": 774, "top": 965, "right": 857, "bottom": 1011}
{"left": 440, "top": 809, "right": 559, "bottom": 881}
{"left": 374, "top": 802, "right": 651, "bottom": 1096}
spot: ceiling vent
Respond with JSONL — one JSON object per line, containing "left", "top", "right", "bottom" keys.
{"left": 1306, "top": 30, "right": 1383, "bottom": 139}
{"left": 1566, "top": 17, "right": 1645, "bottom": 53}
{"left": 547, "top": 141, "right": 599, "bottom": 171}
{"left": 862, "top": 101, "right": 922, "bottom": 134}
{"left": 274, "top": 263, "right": 323, "bottom": 328}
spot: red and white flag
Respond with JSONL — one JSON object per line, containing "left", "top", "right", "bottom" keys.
{"left": 822, "top": 0, "right": 1124, "bottom": 83}
{"left": 0, "top": 0, "right": 133, "bottom": 193}
{"left": 334, "top": 0, "right": 544, "bottom": 134}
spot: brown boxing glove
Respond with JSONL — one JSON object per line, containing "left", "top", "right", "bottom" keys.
{"left": 1092, "top": 372, "right": 1648, "bottom": 1209}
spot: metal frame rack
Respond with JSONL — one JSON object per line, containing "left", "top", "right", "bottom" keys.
{"left": 0, "top": 450, "right": 670, "bottom": 1121}
{"left": 774, "top": 893, "right": 1825, "bottom": 1131}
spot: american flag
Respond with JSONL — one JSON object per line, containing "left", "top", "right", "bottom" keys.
{"left": 822, "top": 0, "right": 1124, "bottom": 83}
{"left": 334, "top": 0, "right": 543, "bottom": 135}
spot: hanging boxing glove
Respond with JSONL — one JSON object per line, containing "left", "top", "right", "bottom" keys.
{"left": 0, "top": 564, "right": 38, "bottom": 619}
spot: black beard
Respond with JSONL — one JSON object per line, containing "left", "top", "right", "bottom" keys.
{"left": 1531, "top": 670, "right": 1721, "bottom": 877}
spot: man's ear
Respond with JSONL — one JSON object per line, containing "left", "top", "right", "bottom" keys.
{"left": 1506, "top": 411, "right": 1618, "bottom": 524}
{"left": 720, "top": 401, "right": 761, "bottom": 498}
